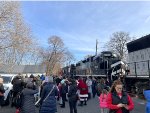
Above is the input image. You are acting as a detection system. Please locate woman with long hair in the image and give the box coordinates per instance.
[107,80,134,113]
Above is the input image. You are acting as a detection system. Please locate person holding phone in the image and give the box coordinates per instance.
[107,80,134,113]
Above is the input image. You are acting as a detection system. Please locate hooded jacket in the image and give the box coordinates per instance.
[144,90,150,113]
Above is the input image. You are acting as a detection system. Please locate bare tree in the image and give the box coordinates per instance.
[104,31,133,60]
[63,51,75,66]
[42,36,65,75]
[41,36,74,76]
[0,1,35,67]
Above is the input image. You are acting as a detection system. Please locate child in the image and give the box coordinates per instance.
[99,89,108,113]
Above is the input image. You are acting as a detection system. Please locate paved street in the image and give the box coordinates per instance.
[0,97,146,113]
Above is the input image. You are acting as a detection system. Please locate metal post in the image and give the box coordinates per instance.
[107,59,109,79]
[134,62,137,78]
[95,39,98,55]
[147,60,150,87]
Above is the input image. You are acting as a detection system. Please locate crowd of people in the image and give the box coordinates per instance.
[2,73,148,113]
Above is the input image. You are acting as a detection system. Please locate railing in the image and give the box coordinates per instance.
[127,60,150,77]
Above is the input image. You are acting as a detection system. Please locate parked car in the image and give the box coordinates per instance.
[1,74,16,105]
[1,74,40,105]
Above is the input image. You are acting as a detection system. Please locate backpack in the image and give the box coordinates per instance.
[13,92,23,108]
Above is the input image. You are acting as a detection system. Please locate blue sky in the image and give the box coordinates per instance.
[21,1,150,62]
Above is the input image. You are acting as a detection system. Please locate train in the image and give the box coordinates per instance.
[62,50,125,80]
[62,34,150,96]
[125,34,150,96]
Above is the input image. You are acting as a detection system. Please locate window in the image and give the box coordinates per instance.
[2,76,12,84]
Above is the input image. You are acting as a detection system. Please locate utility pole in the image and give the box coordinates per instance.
[96,39,98,55]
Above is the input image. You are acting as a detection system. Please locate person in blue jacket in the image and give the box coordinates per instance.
[144,86,150,113]
[40,74,45,81]
[40,76,58,113]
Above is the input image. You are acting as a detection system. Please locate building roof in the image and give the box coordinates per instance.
[127,34,150,53]
[0,65,46,74]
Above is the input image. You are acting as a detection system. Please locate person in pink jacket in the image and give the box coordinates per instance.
[99,89,108,113]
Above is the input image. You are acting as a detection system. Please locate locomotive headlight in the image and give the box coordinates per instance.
[113,53,117,57]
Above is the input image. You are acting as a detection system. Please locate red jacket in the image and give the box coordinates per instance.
[107,92,134,113]
[78,80,88,95]
[99,94,108,108]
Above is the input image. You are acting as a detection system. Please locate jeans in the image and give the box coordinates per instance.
[69,100,77,113]
[101,108,108,113]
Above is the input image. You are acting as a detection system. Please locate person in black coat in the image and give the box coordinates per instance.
[11,75,25,107]
[20,83,38,113]
[68,79,78,113]
[92,77,97,98]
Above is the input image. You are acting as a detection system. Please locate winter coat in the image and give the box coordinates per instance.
[86,79,92,93]
[144,90,150,113]
[12,77,24,93]
[78,80,88,95]
[20,87,38,113]
[68,84,78,102]
[99,94,108,108]
[107,92,134,113]
[92,80,97,94]
[60,84,67,96]
[40,83,58,113]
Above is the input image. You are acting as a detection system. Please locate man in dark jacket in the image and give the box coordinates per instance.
[68,79,78,113]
